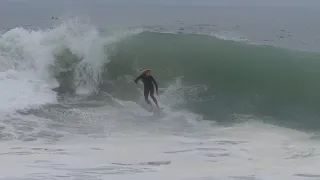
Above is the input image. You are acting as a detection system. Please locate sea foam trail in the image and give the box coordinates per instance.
[0,19,142,116]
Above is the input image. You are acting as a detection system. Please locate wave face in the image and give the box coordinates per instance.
[102,32,320,129]
[1,20,320,130]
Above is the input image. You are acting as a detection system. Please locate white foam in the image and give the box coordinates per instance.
[158,77,213,107]
[0,18,142,116]
[0,70,56,115]
[213,30,249,42]
[1,119,319,180]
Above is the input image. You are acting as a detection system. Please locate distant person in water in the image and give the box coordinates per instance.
[134,69,159,108]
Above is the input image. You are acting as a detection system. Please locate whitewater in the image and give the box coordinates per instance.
[1,6,320,180]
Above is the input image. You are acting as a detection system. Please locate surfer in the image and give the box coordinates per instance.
[134,69,159,108]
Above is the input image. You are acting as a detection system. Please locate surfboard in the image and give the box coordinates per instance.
[152,107,165,117]
[136,98,165,117]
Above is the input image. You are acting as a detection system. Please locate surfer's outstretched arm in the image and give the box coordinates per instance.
[134,75,142,83]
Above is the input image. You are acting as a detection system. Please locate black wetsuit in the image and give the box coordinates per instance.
[134,74,158,106]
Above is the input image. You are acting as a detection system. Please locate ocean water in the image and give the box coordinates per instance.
[1,1,320,179]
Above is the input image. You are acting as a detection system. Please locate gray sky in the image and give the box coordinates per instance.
[1,0,320,30]
[3,0,320,7]
[113,0,320,7]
